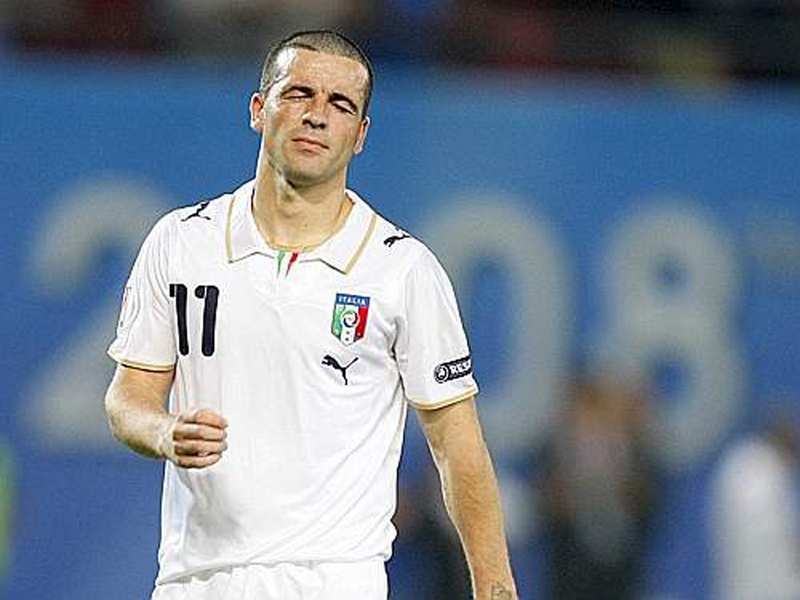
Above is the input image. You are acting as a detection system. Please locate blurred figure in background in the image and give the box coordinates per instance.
[7,0,800,83]
[391,460,472,600]
[538,368,660,600]
[710,406,800,600]
[163,0,372,62]
[10,0,167,54]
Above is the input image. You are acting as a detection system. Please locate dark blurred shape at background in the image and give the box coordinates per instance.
[537,368,661,600]
[163,0,375,63]
[9,0,169,55]
[4,0,800,84]
[391,460,472,600]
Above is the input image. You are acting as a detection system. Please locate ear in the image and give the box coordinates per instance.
[249,92,265,133]
[353,116,370,155]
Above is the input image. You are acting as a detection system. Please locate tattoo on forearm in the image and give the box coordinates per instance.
[491,582,513,599]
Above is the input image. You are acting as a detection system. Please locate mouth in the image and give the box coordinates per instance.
[292,136,329,150]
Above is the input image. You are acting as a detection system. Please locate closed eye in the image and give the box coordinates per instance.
[329,93,358,115]
[282,86,313,100]
[280,86,359,115]
[333,102,356,114]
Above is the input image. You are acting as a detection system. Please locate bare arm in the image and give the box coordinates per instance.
[104,364,228,468]
[416,398,518,600]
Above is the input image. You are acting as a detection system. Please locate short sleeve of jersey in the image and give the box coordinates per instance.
[397,247,478,410]
[107,213,176,371]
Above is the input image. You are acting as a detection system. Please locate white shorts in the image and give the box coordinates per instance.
[151,560,388,600]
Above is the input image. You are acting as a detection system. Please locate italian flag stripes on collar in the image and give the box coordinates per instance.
[275,250,300,277]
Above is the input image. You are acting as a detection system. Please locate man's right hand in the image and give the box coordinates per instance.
[158,409,228,469]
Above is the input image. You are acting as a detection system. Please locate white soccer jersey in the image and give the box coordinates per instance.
[108,180,478,584]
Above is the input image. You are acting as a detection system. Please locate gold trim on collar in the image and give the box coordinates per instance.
[343,213,377,274]
[225,193,236,262]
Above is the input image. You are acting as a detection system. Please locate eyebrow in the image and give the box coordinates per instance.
[282,85,359,114]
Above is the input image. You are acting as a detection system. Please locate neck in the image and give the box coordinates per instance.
[252,163,352,252]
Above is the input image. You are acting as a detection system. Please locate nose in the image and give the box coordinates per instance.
[302,96,328,130]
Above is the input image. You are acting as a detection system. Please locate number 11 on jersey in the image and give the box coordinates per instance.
[169,284,220,357]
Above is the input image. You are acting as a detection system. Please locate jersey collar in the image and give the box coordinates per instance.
[225,180,377,275]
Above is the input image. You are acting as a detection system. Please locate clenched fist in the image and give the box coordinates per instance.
[157,409,229,469]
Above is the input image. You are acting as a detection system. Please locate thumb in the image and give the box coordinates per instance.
[156,413,180,463]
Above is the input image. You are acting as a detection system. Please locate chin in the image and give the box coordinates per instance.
[284,171,327,189]
[283,161,339,186]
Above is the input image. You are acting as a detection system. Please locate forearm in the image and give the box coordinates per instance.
[436,439,517,599]
[104,367,174,460]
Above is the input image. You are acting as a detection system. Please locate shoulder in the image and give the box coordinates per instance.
[369,210,439,272]
[172,191,231,228]
[150,187,238,241]
[347,190,454,286]
[134,188,243,267]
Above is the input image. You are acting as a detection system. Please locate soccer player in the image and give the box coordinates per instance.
[104,29,518,600]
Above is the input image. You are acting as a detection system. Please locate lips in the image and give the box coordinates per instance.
[292,136,328,150]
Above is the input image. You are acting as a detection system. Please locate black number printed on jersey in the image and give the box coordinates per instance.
[169,283,219,357]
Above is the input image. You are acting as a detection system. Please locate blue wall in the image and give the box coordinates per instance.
[1,56,799,599]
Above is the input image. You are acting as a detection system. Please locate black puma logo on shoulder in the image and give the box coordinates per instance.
[383,231,410,247]
[322,354,359,385]
[181,201,211,222]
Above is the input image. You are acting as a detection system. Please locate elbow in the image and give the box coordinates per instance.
[103,383,124,442]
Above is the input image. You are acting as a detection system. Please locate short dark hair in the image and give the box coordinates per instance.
[260,29,373,117]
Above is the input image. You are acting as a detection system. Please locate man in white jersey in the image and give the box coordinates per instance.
[104,29,518,600]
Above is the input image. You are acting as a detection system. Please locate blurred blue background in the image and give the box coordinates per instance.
[1,2,799,599]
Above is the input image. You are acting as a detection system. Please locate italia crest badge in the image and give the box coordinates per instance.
[331,293,370,345]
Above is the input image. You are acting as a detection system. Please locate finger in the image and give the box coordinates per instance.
[174,439,227,456]
[191,409,229,429]
[173,423,227,442]
[174,439,228,457]
[175,453,223,469]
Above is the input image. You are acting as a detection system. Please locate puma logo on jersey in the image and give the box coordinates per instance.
[181,201,211,222]
[322,354,359,385]
[383,231,410,247]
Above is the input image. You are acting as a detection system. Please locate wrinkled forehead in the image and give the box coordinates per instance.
[271,47,369,104]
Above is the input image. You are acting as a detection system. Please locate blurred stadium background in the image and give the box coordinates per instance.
[1,1,799,599]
